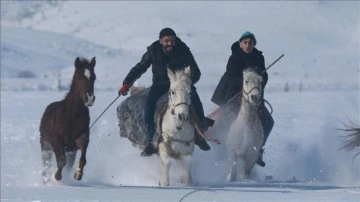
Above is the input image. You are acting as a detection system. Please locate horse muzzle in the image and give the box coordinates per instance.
[250,94,262,106]
[178,113,189,122]
[84,93,95,106]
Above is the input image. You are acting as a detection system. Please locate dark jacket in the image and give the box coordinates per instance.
[123,37,201,87]
[211,41,268,106]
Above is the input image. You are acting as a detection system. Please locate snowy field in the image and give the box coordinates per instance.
[1,1,360,201]
[1,90,360,201]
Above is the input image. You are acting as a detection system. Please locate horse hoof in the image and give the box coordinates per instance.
[159,182,169,186]
[74,171,83,180]
[55,172,62,181]
[159,178,169,186]
[226,173,236,182]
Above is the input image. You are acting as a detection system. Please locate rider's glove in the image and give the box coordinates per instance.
[118,83,130,96]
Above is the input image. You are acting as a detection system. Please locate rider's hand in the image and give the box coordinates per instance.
[118,83,130,96]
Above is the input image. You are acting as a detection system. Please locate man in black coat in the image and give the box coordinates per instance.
[118,28,210,157]
[211,31,274,167]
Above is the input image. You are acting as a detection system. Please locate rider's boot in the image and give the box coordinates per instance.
[256,148,266,167]
[194,133,210,151]
[194,117,211,151]
[141,142,156,157]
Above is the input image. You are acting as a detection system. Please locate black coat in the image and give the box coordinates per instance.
[211,41,268,106]
[123,37,201,87]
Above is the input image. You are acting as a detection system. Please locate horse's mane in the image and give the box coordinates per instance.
[175,69,192,85]
[243,67,263,84]
[243,67,260,75]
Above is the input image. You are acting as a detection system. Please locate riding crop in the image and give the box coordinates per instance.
[89,94,121,129]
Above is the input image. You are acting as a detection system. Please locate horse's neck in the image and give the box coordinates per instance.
[64,93,87,116]
[239,96,258,123]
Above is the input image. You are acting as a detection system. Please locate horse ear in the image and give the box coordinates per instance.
[184,66,191,75]
[167,68,176,82]
[75,57,81,69]
[90,57,96,69]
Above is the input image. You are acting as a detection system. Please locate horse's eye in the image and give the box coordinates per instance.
[171,91,175,95]
[245,80,248,84]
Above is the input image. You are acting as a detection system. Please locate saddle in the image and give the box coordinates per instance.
[116,87,170,148]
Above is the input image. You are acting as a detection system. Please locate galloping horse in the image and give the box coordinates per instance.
[40,57,96,181]
[117,67,196,186]
[226,68,264,181]
[158,67,194,186]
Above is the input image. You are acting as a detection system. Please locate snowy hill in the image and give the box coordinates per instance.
[1,1,359,93]
[1,26,122,78]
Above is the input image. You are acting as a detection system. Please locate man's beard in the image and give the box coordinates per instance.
[163,45,174,54]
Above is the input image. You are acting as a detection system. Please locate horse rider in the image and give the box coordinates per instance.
[118,27,211,157]
[211,31,274,167]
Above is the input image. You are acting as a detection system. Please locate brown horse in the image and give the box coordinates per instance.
[40,57,96,181]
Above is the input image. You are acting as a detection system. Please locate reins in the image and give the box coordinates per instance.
[169,92,190,116]
[241,86,273,114]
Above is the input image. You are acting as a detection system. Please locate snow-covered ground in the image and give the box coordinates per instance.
[1,1,359,201]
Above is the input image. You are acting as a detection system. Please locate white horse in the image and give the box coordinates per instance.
[158,66,195,186]
[226,68,264,181]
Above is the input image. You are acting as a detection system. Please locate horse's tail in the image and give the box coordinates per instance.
[339,124,360,158]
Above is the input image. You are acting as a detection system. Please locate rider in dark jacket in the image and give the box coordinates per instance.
[119,28,210,156]
[211,31,274,167]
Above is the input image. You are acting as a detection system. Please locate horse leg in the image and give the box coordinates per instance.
[158,142,171,186]
[40,137,53,182]
[179,155,192,185]
[227,151,237,182]
[243,158,251,180]
[74,134,89,180]
[244,165,253,180]
[53,138,66,181]
[235,156,248,181]
[65,151,76,170]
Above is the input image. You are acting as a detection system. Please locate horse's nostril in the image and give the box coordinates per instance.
[178,114,182,121]
[251,95,258,102]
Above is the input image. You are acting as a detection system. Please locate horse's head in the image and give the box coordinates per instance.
[72,57,96,106]
[167,66,192,127]
[242,68,263,106]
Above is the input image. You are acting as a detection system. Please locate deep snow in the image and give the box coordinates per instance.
[1,1,359,201]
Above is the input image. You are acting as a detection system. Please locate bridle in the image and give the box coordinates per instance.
[241,86,261,103]
[168,75,191,116]
[169,90,190,116]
